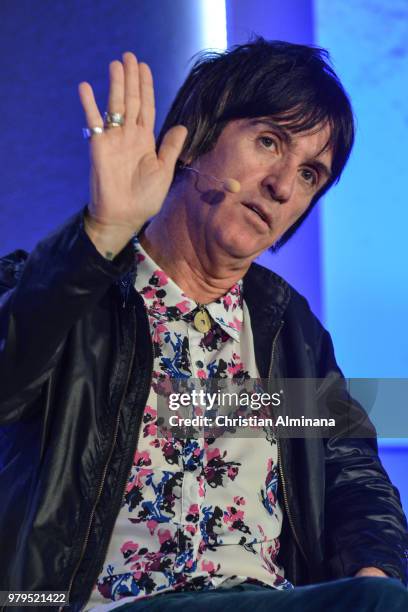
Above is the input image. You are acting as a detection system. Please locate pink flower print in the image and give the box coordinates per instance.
[234,495,245,506]
[152,321,168,343]
[154,270,168,286]
[145,423,157,436]
[230,282,242,302]
[147,519,158,535]
[176,300,191,314]
[258,524,267,541]
[133,467,153,489]
[197,369,207,379]
[143,406,157,437]
[157,528,172,545]
[227,465,239,480]
[121,540,139,555]
[206,447,220,462]
[146,552,165,572]
[143,287,157,299]
[229,317,242,331]
[136,253,145,264]
[201,559,216,573]
[121,541,142,565]
[223,506,244,529]
[186,524,197,535]
[259,531,281,573]
[133,450,151,467]
[145,405,157,419]
[132,570,143,579]
[198,538,209,555]
[227,352,245,374]
[153,301,167,314]
[267,457,274,472]
[223,295,232,310]
[267,489,276,506]
[227,361,244,375]
[198,478,205,497]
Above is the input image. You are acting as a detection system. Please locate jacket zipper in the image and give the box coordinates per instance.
[83,297,155,608]
[60,307,137,611]
[267,320,308,568]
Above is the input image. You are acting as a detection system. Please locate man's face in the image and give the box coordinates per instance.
[182,117,333,261]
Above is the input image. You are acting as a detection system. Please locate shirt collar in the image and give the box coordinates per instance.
[133,237,243,341]
[205,283,243,342]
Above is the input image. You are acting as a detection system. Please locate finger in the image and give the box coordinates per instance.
[123,52,140,124]
[158,125,188,173]
[107,60,125,116]
[138,62,155,130]
[78,82,103,127]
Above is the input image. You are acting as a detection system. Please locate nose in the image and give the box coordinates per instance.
[262,160,297,204]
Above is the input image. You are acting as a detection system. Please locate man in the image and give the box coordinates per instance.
[0,39,407,611]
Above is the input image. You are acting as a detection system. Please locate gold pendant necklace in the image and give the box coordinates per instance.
[193,304,212,333]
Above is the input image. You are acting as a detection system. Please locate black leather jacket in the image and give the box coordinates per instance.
[1,210,407,612]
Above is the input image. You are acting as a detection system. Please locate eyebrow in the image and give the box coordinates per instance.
[249,118,293,146]
[248,118,333,183]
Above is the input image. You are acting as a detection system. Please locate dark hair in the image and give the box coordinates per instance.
[158,37,355,250]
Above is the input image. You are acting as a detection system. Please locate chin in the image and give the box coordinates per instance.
[215,230,268,260]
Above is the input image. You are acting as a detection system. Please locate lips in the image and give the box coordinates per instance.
[242,202,270,226]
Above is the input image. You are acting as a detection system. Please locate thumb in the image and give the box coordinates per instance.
[158,125,188,173]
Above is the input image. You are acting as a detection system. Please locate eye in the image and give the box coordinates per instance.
[259,135,278,151]
[300,167,318,187]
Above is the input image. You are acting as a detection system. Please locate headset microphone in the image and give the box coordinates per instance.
[183,166,241,194]
[221,177,241,194]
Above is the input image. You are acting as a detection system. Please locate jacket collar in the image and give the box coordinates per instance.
[243,262,292,379]
[243,261,291,323]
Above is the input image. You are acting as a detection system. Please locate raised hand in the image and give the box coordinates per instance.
[78,52,187,259]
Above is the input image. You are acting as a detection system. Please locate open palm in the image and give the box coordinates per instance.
[79,52,187,241]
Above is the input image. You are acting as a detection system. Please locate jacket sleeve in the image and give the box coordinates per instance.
[316,326,408,584]
[0,207,135,424]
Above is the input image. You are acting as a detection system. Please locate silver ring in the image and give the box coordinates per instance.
[82,126,104,140]
[104,111,124,128]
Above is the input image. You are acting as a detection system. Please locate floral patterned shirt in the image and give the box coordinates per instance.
[85,239,293,611]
